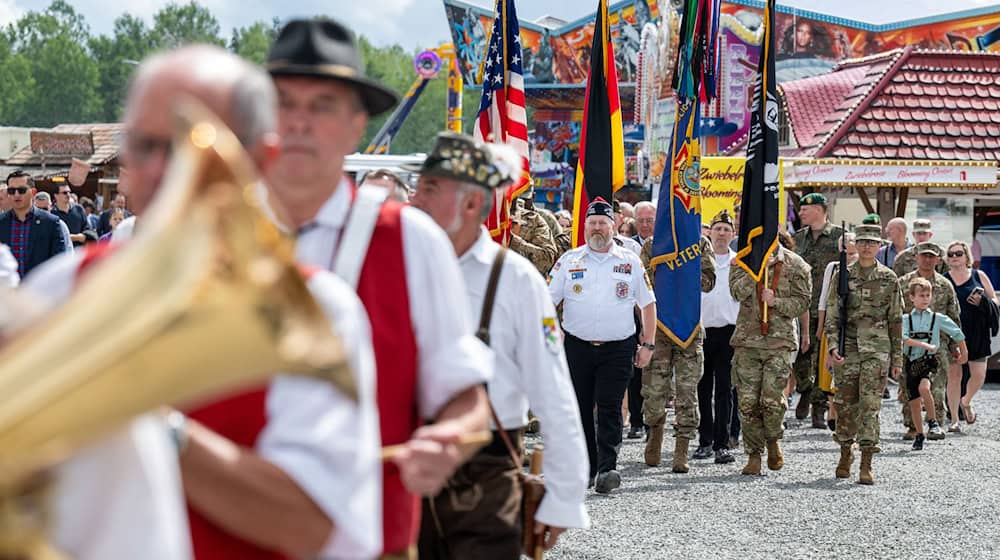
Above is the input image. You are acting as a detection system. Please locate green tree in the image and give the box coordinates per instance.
[90,14,155,121]
[0,37,34,124]
[150,1,224,49]
[230,20,276,64]
[5,1,101,126]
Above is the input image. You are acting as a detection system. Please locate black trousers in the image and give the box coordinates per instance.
[699,325,735,450]
[628,366,645,429]
[565,333,635,478]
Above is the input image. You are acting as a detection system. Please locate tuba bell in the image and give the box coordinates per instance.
[0,99,356,558]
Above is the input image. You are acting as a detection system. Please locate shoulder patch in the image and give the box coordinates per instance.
[542,317,561,354]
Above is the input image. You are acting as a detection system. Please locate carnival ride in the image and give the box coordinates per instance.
[364,44,464,154]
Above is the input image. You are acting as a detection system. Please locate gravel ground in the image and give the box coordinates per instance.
[537,383,1000,560]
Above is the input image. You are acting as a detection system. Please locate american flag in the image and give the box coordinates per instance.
[476,0,530,244]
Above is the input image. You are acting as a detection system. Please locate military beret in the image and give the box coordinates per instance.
[854,224,882,243]
[402,132,519,190]
[913,218,932,233]
[711,209,734,228]
[800,193,827,207]
[587,197,614,221]
[861,213,881,225]
[916,242,941,256]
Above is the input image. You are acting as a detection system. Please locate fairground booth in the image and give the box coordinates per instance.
[443,0,1000,239]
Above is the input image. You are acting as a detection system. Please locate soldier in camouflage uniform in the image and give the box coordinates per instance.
[640,236,716,472]
[537,207,573,256]
[730,245,812,475]
[792,193,844,427]
[892,219,944,276]
[825,224,903,485]
[896,242,960,440]
[510,198,558,276]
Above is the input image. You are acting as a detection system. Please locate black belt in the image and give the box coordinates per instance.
[566,333,633,347]
[479,428,525,457]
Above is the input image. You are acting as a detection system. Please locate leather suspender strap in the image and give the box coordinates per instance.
[476,247,507,346]
[474,247,522,466]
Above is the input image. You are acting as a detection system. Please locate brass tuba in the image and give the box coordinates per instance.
[0,100,356,558]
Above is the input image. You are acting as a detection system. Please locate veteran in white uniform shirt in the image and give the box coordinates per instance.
[409,133,589,558]
[548,197,656,495]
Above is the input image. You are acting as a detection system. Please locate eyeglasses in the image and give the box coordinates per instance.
[636,218,655,224]
[6,187,28,195]
[58,190,71,196]
[947,251,965,258]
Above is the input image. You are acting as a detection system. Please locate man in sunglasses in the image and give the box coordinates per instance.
[51,179,89,247]
[0,170,71,278]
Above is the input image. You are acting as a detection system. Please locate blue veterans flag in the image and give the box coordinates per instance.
[650,0,719,348]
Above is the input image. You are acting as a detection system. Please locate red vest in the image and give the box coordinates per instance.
[353,199,421,553]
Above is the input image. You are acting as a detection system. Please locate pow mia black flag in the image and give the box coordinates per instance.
[735,0,780,281]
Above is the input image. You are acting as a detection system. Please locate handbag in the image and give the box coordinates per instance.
[476,247,548,559]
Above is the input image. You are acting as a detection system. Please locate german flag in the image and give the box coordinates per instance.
[570,0,625,248]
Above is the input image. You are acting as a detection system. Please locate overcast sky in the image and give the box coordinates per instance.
[2,0,997,48]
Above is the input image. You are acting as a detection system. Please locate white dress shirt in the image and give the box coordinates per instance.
[458,227,590,529]
[615,234,642,256]
[0,243,18,288]
[23,225,383,559]
[295,180,493,419]
[549,242,655,341]
[702,249,739,328]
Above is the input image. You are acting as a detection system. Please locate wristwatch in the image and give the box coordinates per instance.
[640,342,655,351]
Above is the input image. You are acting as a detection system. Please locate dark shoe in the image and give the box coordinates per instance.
[627,426,643,439]
[714,448,735,464]
[912,434,925,451]
[902,427,917,441]
[927,421,945,441]
[811,406,827,429]
[693,445,713,460]
[827,418,836,431]
[594,470,621,494]
[794,396,809,420]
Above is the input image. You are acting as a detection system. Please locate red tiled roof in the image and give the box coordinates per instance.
[6,123,123,167]
[786,48,1000,160]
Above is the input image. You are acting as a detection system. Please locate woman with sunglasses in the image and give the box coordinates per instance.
[943,240,998,432]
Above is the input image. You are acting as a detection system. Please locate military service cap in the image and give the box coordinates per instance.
[854,224,882,243]
[916,242,941,257]
[711,209,734,227]
[913,219,932,233]
[403,132,520,190]
[800,193,827,207]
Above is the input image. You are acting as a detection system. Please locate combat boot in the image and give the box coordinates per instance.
[858,450,874,485]
[741,453,762,476]
[811,406,826,429]
[672,438,690,473]
[766,439,784,471]
[902,427,917,441]
[644,425,664,467]
[835,445,853,478]
[794,396,809,420]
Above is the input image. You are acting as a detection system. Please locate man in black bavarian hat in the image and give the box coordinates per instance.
[265,19,493,558]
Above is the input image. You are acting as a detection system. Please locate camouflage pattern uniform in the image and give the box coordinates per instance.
[510,206,557,277]
[730,247,812,456]
[639,237,715,440]
[792,221,844,411]
[536,208,573,257]
[897,269,960,429]
[893,245,947,277]
[825,261,903,454]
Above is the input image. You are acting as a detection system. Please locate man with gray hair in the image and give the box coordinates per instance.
[23,44,382,559]
[876,217,909,268]
[32,190,74,254]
